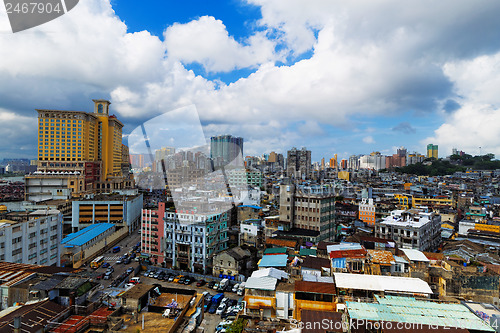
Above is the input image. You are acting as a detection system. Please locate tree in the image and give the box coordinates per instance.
[226,319,247,333]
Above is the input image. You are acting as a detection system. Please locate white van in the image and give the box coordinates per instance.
[237,282,245,296]
[218,278,229,291]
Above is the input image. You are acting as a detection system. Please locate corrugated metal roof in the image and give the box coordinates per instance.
[251,268,289,280]
[295,281,335,295]
[368,250,395,265]
[333,273,432,294]
[264,247,287,254]
[401,249,430,262]
[299,248,317,256]
[347,295,494,332]
[266,238,297,248]
[327,243,363,253]
[61,223,114,246]
[258,254,288,268]
[245,276,277,291]
[330,248,367,259]
[0,299,66,332]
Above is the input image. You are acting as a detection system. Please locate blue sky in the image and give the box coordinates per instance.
[1,0,500,162]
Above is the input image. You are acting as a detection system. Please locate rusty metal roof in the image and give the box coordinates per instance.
[0,299,66,332]
[368,249,395,265]
[295,281,335,295]
[330,248,367,259]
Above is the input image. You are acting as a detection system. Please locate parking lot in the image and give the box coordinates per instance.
[140,273,243,332]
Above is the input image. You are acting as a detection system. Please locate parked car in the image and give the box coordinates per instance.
[213,282,219,290]
[96,273,104,280]
[103,272,112,280]
[143,270,152,277]
[184,277,193,285]
[232,283,240,293]
[129,277,141,284]
[153,271,161,279]
[216,303,227,315]
[178,276,186,284]
[197,279,206,287]
[116,258,123,264]
[168,274,175,282]
[158,272,166,280]
[123,258,131,265]
[148,270,156,278]
[173,275,183,283]
[207,281,216,289]
[208,303,218,314]
[106,266,114,273]
[126,267,134,274]
[216,320,233,332]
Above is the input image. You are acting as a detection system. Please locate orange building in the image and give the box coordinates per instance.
[359,198,376,225]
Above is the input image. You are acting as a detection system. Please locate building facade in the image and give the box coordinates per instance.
[286,147,311,179]
[141,206,230,273]
[28,100,134,202]
[279,184,336,241]
[427,144,439,159]
[210,135,243,167]
[375,208,442,251]
[71,193,143,232]
[359,198,376,225]
[0,209,62,266]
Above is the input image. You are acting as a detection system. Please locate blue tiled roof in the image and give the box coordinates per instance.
[62,223,114,247]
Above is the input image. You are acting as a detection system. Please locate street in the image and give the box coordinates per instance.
[90,229,142,288]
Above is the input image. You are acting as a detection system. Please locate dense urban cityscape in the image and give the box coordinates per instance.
[0,99,499,333]
[2,0,500,332]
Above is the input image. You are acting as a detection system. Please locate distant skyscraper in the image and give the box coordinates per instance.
[210,135,244,167]
[427,144,438,159]
[340,159,347,169]
[329,154,338,169]
[286,147,311,178]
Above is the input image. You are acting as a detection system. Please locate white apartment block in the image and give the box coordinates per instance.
[375,208,441,252]
[0,209,62,266]
[162,210,230,273]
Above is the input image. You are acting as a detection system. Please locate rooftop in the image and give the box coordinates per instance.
[121,284,155,299]
[368,249,396,265]
[401,248,430,262]
[258,254,288,268]
[333,272,432,295]
[61,223,115,247]
[347,295,494,332]
[0,300,66,333]
[381,209,435,228]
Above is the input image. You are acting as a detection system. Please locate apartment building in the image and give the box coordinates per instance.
[0,209,62,266]
[375,208,441,251]
[141,204,230,273]
[279,184,336,241]
[71,192,143,232]
[359,198,376,225]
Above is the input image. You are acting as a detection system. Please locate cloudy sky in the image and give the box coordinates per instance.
[1,0,500,162]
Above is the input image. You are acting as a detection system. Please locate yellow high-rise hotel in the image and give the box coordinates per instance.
[29,99,133,199]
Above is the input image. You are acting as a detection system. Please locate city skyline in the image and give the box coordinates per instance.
[2,1,500,161]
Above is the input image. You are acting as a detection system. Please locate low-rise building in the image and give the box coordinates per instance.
[375,208,441,251]
[71,192,143,232]
[0,209,62,266]
[212,246,253,279]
